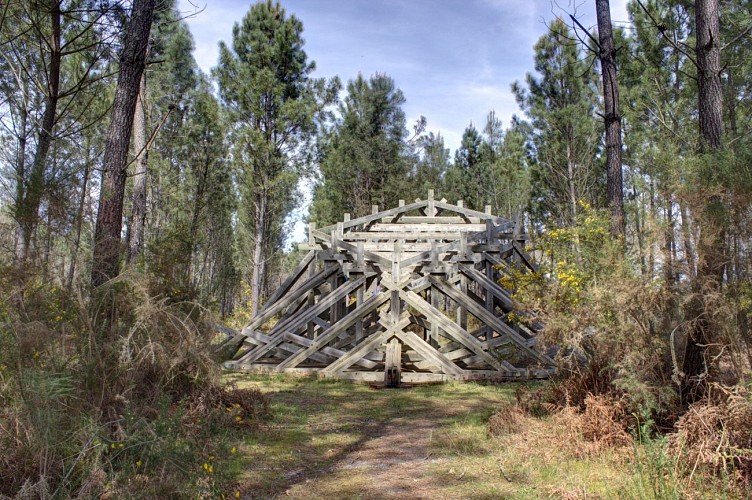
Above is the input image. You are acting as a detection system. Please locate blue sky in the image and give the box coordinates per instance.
[177,0,629,153]
[176,0,629,242]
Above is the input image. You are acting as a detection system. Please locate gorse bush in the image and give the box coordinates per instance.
[0,270,268,498]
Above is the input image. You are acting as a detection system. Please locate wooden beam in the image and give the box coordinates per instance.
[384,338,401,387]
[317,200,428,233]
[258,251,315,315]
[400,290,505,371]
[458,264,514,311]
[428,276,554,366]
[237,276,371,364]
[395,329,464,376]
[275,292,390,369]
[323,315,410,374]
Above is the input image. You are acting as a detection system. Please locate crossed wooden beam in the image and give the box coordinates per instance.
[223,191,556,385]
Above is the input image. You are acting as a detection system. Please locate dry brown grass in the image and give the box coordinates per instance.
[669,383,752,488]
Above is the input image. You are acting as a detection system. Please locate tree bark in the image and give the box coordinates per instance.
[250,191,267,316]
[91,0,155,288]
[127,70,149,263]
[595,0,625,237]
[681,0,724,403]
[18,0,61,265]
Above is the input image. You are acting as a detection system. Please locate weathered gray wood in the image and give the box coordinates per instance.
[369,223,489,233]
[395,329,464,376]
[276,291,390,369]
[317,200,427,233]
[226,190,551,382]
[281,331,379,369]
[237,276,371,364]
[243,265,336,333]
[401,289,505,371]
[323,316,410,374]
[429,276,554,366]
[384,338,401,387]
[259,251,315,315]
[458,264,514,311]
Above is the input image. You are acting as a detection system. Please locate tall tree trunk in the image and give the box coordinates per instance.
[18,0,61,265]
[250,192,267,316]
[682,0,724,403]
[127,70,149,263]
[14,80,29,263]
[679,202,696,280]
[595,0,625,237]
[91,0,155,288]
[67,133,92,290]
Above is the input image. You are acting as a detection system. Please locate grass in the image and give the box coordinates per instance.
[225,374,733,499]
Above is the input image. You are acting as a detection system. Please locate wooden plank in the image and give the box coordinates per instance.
[395,329,464,376]
[281,331,379,369]
[429,276,555,366]
[317,200,427,233]
[384,338,401,387]
[275,291,390,369]
[458,264,514,311]
[323,316,410,374]
[512,242,538,272]
[341,231,468,241]
[237,276,371,364]
[392,216,482,224]
[401,289,505,371]
[242,265,337,333]
[432,200,514,228]
[241,330,333,364]
[369,223,488,233]
[258,251,315,315]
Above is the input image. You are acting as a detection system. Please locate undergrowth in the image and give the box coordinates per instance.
[0,268,269,498]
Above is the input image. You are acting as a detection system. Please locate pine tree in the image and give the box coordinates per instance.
[513,18,602,227]
[311,73,413,225]
[215,0,336,314]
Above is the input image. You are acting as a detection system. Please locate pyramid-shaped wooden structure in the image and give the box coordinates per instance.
[224,190,555,384]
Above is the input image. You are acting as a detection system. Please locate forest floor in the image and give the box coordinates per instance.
[224,374,679,499]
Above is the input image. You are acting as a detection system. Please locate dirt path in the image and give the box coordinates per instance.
[226,374,707,499]
[229,375,515,499]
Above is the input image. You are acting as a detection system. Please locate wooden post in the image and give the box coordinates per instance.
[430,285,439,348]
[355,240,364,342]
[391,240,401,324]
[485,219,495,340]
[307,222,317,338]
[384,338,401,388]
[428,189,436,216]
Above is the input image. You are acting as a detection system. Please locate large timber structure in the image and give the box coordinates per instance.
[224,190,555,385]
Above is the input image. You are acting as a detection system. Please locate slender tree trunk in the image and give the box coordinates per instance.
[682,0,724,403]
[679,202,696,280]
[595,0,625,237]
[633,185,647,276]
[250,191,267,316]
[127,70,149,263]
[186,155,210,281]
[18,0,61,265]
[67,133,93,290]
[91,0,156,288]
[14,82,29,263]
[665,198,675,285]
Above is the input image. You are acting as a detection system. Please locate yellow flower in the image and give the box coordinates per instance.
[110,443,115,449]
[136,460,142,467]
[235,491,240,498]
[118,443,124,448]
[231,447,236,454]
